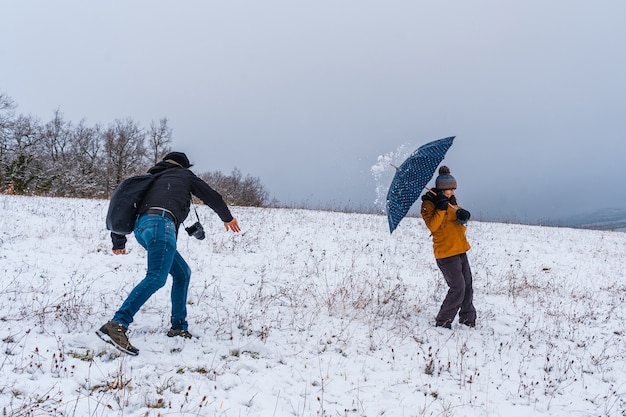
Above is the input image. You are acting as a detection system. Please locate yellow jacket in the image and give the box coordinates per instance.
[420,199,471,259]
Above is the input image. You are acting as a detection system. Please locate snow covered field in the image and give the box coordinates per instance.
[1,194,625,417]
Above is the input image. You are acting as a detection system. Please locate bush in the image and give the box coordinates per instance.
[200,168,274,207]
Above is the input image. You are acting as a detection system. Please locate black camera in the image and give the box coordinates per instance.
[185,222,205,240]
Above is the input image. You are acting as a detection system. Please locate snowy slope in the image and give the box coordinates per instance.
[1,194,625,417]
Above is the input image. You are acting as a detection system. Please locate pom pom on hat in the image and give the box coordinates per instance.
[435,166,457,190]
[163,152,191,168]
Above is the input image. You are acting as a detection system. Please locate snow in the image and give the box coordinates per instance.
[1,194,625,417]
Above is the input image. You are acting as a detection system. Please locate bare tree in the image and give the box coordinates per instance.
[104,118,148,193]
[66,121,106,197]
[0,93,16,149]
[72,121,103,169]
[147,117,172,165]
[41,108,72,163]
[201,167,271,207]
[2,114,44,193]
[39,109,76,195]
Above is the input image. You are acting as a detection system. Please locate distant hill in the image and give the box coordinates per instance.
[555,208,626,232]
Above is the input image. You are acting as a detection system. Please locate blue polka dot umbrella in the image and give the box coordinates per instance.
[386,136,455,233]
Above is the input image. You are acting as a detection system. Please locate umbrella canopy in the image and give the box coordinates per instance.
[386,136,455,233]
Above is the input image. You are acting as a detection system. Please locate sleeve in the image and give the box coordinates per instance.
[421,200,446,233]
[190,175,234,222]
[111,232,127,250]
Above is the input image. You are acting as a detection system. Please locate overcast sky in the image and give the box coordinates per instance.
[2,1,625,224]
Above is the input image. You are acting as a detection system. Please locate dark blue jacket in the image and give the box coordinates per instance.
[111,161,233,249]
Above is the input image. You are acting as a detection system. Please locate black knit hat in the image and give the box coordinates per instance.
[435,166,457,190]
[163,152,191,168]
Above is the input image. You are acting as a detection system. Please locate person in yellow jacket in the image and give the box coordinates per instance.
[421,166,475,329]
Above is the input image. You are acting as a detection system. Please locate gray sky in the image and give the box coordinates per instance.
[2,1,625,224]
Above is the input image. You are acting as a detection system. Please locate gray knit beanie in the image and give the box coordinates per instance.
[435,166,457,190]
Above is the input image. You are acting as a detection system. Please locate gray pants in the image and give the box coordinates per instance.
[435,253,476,325]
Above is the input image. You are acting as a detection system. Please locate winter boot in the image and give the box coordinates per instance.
[167,328,193,339]
[459,319,476,328]
[435,320,452,329]
[96,321,139,356]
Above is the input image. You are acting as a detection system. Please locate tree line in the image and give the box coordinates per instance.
[0,92,272,206]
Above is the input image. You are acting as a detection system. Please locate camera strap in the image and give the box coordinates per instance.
[182,203,201,228]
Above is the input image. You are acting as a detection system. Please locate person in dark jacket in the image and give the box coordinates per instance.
[97,152,240,355]
[420,166,475,329]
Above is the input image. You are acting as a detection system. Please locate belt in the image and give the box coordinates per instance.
[145,207,177,224]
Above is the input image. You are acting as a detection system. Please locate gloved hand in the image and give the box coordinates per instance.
[434,192,449,211]
[456,208,471,224]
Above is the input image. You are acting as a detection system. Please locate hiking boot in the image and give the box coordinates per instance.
[435,320,452,329]
[96,321,139,356]
[460,319,476,328]
[167,328,193,339]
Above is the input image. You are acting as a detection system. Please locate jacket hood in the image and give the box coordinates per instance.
[147,161,184,174]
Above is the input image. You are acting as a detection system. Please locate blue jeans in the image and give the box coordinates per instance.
[112,214,191,330]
